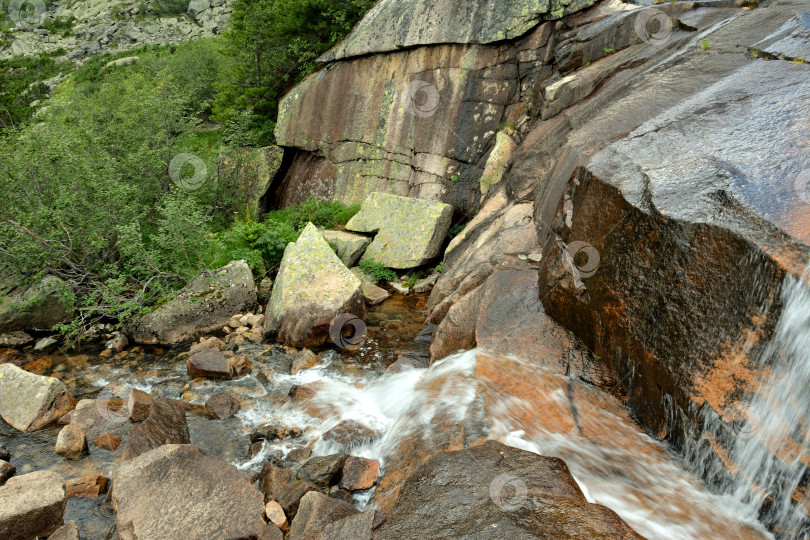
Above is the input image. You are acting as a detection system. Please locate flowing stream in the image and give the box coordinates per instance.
[1,285,804,538]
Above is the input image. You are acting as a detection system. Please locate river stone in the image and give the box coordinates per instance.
[218,145,284,218]
[322,230,371,267]
[49,520,80,540]
[126,260,257,345]
[186,349,233,379]
[265,223,365,347]
[297,453,349,488]
[0,363,76,432]
[340,456,380,491]
[0,469,66,540]
[322,510,380,540]
[276,480,321,520]
[265,500,287,527]
[376,440,643,539]
[122,398,190,461]
[346,193,453,269]
[0,275,72,333]
[362,282,389,306]
[0,331,33,347]
[288,491,358,540]
[204,393,240,419]
[320,0,596,61]
[111,444,279,540]
[54,424,87,460]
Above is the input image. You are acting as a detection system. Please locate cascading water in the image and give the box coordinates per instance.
[683,265,810,538]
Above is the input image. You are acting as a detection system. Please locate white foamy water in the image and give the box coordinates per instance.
[240,348,772,539]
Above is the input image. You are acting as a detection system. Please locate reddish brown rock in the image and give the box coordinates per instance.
[297,453,348,488]
[122,398,189,461]
[259,462,294,502]
[290,349,320,375]
[0,461,14,485]
[340,456,380,491]
[65,475,108,499]
[0,470,66,540]
[276,480,321,520]
[323,420,380,446]
[287,491,358,540]
[20,355,53,375]
[92,434,121,451]
[204,393,240,420]
[127,389,153,422]
[186,349,233,379]
[229,354,252,377]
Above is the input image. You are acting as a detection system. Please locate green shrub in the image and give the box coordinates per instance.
[209,218,298,275]
[149,0,189,16]
[266,198,360,231]
[359,260,398,283]
[0,51,68,129]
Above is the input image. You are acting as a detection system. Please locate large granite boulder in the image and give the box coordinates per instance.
[346,193,453,268]
[320,0,596,61]
[0,275,73,333]
[218,145,285,217]
[111,444,279,540]
[265,223,365,347]
[0,470,66,540]
[375,440,642,539]
[0,364,75,432]
[126,260,257,345]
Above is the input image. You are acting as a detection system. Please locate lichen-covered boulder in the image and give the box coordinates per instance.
[218,145,285,218]
[346,193,453,269]
[322,230,370,267]
[265,224,365,347]
[0,364,76,432]
[126,260,257,345]
[0,275,73,333]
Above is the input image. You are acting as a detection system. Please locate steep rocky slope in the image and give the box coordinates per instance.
[275,0,810,533]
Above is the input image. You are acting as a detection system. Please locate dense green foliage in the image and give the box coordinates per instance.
[146,0,190,16]
[0,51,68,128]
[214,0,375,145]
[268,199,360,231]
[359,260,399,284]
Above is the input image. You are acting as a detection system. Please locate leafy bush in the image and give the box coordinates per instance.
[359,260,398,283]
[0,51,68,129]
[209,218,298,276]
[148,0,189,16]
[215,0,375,145]
[267,198,360,231]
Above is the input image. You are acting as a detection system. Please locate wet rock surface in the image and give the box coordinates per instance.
[376,440,643,539]
[0,469,66,540]
[121,398,189,460]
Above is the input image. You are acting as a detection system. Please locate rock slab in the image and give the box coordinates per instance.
[0,363,75,432]
[0,470,66,540]
[346,193,453,269]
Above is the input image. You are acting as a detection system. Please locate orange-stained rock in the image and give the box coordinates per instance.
[65,475,108,499]
[92,434,121,451]
[340,457,379,491]
[21,356,53,375]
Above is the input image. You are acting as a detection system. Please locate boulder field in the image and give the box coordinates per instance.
[273,0,810,530]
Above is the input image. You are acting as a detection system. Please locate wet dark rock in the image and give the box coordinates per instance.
[285,446,313,465]
[0,469,66,540]
[186,349,233,379]
[122,398,190,461]
[259,462,294,502]
[0,445,9,461]
[375,440,643,539]
[340,456,380,491]
[290,349,320,375]
[111,444,276,540]
[288,491,358,540]
[0,461,14,485]
[128,389,153,422]
[297,453,349,488]
[229,354,252,377]
[204,393,240,419]
[276,480,321,520]
[328,486,354,504]
[250,423,279,443]
[323,420,380,446]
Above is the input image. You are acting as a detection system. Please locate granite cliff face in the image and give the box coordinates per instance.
[276,0,810,533]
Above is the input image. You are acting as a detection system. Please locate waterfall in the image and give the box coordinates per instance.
[686,265,810,538]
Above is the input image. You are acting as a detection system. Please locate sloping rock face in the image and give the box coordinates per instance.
[346,192,453,268]
[126,260,257,345]
[265,223,365,346]
[111,444,276,540]
[0,364,75,432]
[321,0,597,61]
[375,440,643,539]
[0,275,72,333]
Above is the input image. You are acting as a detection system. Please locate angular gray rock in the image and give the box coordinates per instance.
[218,145,285,218]
[265,223,365,347]
[0,363,76,432]
[0,470,66,540]
[322,230,371,267]
[0,275,72,333]
[111,444,278,540]
[126,260,257,345]
[288,491,358,540]
[346,193,453,269]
